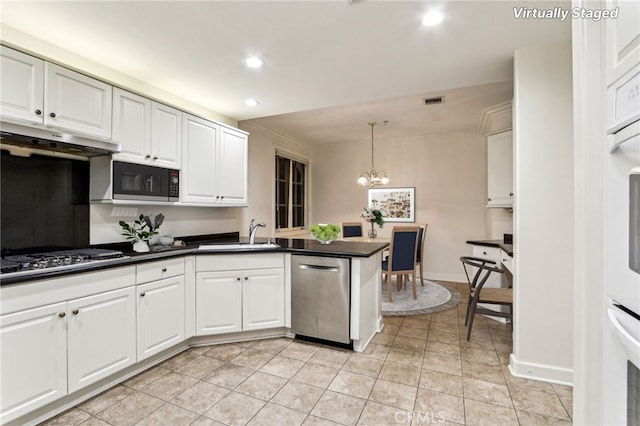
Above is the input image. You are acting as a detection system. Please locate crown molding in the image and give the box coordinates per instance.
[478,100,513,135]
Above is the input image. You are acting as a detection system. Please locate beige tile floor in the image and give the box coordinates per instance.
[42,281,573,426]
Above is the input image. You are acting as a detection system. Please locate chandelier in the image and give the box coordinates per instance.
[357,121,390,187]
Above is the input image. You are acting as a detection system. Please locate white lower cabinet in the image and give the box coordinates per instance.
[195,269,284,335]
[196,271,243,335]
[67,287,136,393]
[0,283,136,423]
[195,254,286,336]
[137,276,185,360]
[243,269,286,331]
[0,302,67,423]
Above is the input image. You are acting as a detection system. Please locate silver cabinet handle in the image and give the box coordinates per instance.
[298,264,340,272]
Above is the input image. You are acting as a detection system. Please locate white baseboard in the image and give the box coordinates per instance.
[509,353,574,386]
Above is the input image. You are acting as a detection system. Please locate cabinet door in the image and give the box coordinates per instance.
[112,88,151,163]
[181,114,219,204]
[218,127,248,205]
[151,102,182,169]
[243,268,285,331]
[605,0,640,85]
[487,130,513,207]
[137,276,185,360]
[0,303,67,424]
[0,47,44,124]
[195,271,242,335]
[44,63,112,138]
[67,287,136,393]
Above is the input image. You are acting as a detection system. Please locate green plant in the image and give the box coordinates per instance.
[361,208,384,228]
[119,214,158,242]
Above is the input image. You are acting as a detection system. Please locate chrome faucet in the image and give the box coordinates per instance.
[249,219,266,244]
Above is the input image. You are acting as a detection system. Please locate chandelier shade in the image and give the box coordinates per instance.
[357,121,390,187]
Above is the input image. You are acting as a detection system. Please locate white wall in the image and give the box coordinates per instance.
[511,42,574,384]
[311,133,487,282]
[237,121,312,238]
[89,204,239,245]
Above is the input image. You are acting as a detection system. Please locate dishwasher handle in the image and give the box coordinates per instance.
[298,264,341,273]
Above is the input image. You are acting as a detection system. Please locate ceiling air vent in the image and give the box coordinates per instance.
[423,96,444,105]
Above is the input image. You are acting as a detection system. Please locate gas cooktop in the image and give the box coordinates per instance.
[0,248,128,279]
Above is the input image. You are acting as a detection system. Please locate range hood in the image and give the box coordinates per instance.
[0,121,121,158]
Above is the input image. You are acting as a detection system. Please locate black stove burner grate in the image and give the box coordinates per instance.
[1,248,125,275]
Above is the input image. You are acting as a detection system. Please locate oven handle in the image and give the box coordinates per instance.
[607,307,640,363]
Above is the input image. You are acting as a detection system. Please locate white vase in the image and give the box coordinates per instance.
[133,240,150,253]
[148,234,161,246]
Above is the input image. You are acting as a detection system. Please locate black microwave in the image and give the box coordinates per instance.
[112,161,179,202]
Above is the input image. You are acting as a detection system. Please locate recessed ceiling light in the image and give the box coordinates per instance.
[245,57,264,68]
[422,11,444,26]
[245,99,260,106]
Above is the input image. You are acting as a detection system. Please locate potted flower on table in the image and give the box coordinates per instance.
[361,208,384,238]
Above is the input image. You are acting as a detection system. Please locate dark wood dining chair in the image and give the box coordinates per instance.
[382,226,420,302]
[341,222,363,237]
[460,256,513,341]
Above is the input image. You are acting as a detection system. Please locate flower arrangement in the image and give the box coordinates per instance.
[361,208,384,228]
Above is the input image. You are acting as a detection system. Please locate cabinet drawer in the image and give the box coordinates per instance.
[196,253,285,272]
[472,245,501,261]
[136,257,184,284]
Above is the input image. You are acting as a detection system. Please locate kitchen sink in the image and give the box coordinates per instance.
[198,243,280,251]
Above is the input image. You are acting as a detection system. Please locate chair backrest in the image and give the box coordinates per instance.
[460,256,504,292]
[388,226,420,272]
[341,222,363,237]
[416,224,428,263]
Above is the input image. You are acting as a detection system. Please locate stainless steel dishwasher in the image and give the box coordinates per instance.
[291,255,351,345]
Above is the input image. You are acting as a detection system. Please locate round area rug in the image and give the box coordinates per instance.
[382,279,461,316]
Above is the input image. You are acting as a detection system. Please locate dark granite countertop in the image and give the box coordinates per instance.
[466,239,514,257]
[0,233,389,286]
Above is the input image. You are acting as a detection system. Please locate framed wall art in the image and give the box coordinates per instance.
[367,187,415,222]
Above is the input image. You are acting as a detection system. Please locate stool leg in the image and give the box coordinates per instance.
[466,299,478,341]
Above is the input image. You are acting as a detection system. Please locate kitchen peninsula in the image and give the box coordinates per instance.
[0,234,388,426]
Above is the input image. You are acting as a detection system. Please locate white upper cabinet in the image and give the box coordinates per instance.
[44,63,112,139]
[181,114,219,204]
[112,88,181,168]
[112,88,151,162]
[181,114,248,206]
[487,130,513,208]
[605,0,640,86]
[0,47,44,124]
[0,47,112,138]
[151,102,182,169]
[218,126,248,205]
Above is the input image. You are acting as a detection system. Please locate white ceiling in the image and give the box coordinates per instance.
[0,0,571,143]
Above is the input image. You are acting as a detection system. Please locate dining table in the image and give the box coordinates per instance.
[341,236,390,243]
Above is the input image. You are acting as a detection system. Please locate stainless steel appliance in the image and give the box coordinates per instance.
[0,248,126,279]
[291,255,351,345]
[604,63,640,425]
[0,121,121,157]
[91,159,179,202]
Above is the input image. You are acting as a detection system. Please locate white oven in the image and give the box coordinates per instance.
[604,62,640,425]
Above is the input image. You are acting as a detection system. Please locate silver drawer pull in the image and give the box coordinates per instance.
[298,264,340,272]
